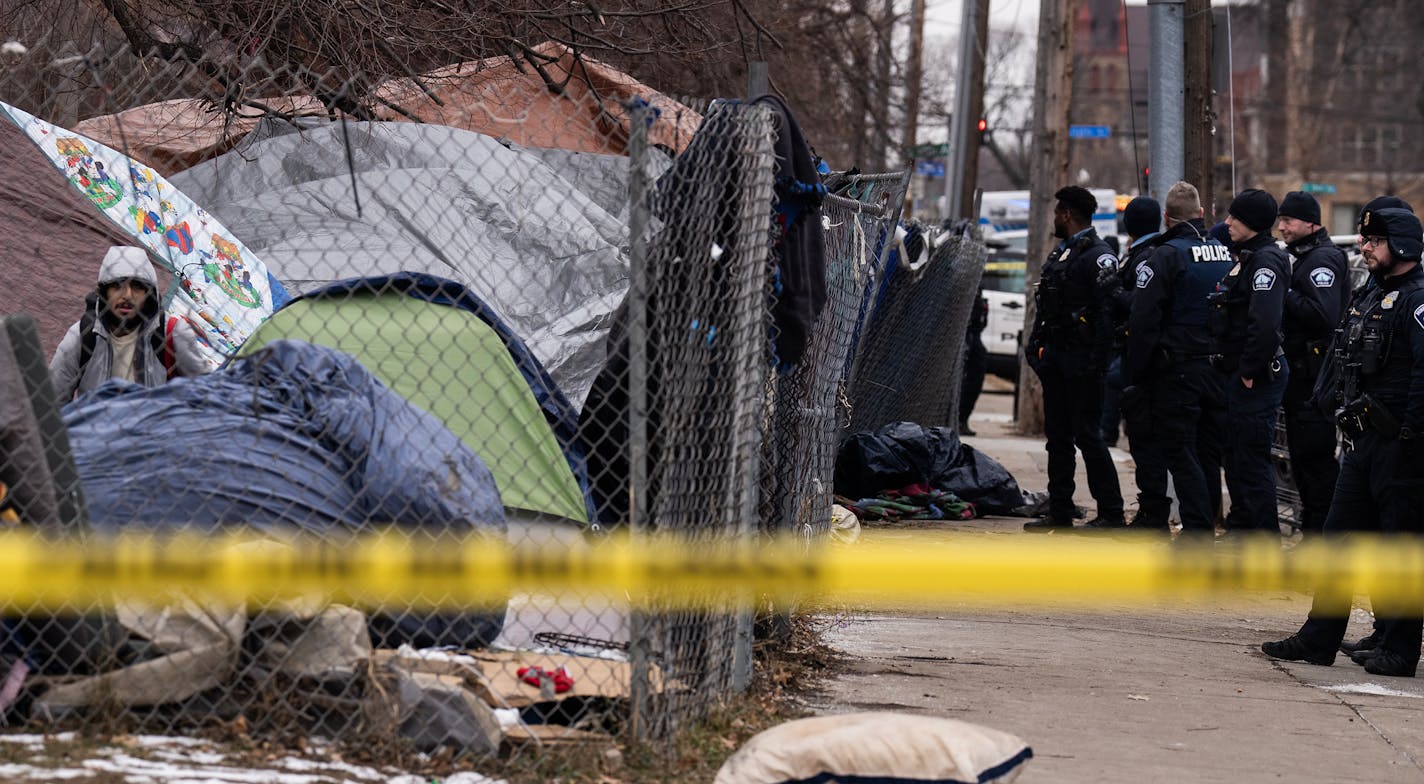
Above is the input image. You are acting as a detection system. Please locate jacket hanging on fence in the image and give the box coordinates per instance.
[752,94,828,368]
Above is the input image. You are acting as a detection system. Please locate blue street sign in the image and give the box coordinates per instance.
[1301,182,1336,194]
[916,160,945,178]
[1068,125,1112,139]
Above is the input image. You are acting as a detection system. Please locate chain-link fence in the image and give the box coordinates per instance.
[0,28,984,774]
[846,222,987,434]
[764,172,909,541]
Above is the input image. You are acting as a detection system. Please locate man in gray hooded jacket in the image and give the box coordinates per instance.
[49,246,207,400]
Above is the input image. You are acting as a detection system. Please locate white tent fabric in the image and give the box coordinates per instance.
[171,120,667,408]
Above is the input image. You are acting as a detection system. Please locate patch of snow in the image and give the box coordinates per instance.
[277,755,385,780]
[1317,682,1424,699]
[494,708,522,729]
[0,763,95,780]
[441,773,504,784]
[132,734,213,748]
[0,732,76,744]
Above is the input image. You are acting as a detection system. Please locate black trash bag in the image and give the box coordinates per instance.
[834,422,1029,516]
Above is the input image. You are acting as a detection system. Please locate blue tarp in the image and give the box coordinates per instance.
[62,339,507,648]
[65,339,506,534]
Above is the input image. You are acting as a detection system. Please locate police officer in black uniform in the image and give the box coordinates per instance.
[1209,188,1291,533]
[1262,205,1424,677]
[1024,186,1125,531]
[1118,182,1233,539]
[1099,196,1162,449]
[1275,191,1351,535]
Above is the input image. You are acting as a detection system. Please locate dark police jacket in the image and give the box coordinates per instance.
[1334,265,1424,436]
[1027,227,1118,372]
[1107,231,1162,352]
[1210,232,1290,382]
[1125,219,1233,385]
[1283,228,1350,393]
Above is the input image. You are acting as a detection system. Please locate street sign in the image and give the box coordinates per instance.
[907,142,949,158]
[1068,125,1112,139]
[915,160,945,178]
[1301,182,1336,194]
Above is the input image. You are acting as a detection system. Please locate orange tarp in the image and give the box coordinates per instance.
[75,42,701,176]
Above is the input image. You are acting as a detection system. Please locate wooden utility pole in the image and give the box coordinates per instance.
[957,0,991,219]
[901,0,927,217]
[1016,0,1077,433]
[1183,0,1215,214]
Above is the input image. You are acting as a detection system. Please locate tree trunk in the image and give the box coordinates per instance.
[1017,0,1076,434]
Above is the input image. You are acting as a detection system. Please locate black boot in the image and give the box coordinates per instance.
[1363,651,1418,677]
[1348,648,1381,666]
[1023,517,1073,533]
[1261,634,1336,666]
[1339,632,1382,655]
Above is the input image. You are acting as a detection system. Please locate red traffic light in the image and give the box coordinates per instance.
[977,118,987,133]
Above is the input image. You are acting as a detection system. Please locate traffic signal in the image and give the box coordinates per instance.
[977,118,988,141]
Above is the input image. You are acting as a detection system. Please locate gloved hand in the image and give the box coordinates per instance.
[1096,264,1123,295]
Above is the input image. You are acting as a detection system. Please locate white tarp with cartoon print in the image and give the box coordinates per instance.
[0,101,289,370]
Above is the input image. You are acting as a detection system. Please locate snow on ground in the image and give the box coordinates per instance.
[0,733,506,783]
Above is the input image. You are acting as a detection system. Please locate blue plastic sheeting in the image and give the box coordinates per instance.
[65,339,506,535]
[63,340,507,648]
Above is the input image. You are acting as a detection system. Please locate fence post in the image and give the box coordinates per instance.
[625,100,654,743]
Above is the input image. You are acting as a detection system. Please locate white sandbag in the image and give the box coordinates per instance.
[714,711,1032,784]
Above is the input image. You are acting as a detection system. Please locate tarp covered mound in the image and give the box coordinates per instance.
[74,41,700,177]
[63,339,507,647]
[169,120,660,408]
[66,339,506,535]
[834,422,1028,516]
[238,273,593,525]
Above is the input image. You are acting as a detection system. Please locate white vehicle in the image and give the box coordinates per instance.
[981,231,1027,380]
[979,188,1118,238]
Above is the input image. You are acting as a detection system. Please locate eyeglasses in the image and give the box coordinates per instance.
[1360,236,1388,248]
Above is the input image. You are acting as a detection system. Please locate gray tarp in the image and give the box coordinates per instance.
[170,120,667,408]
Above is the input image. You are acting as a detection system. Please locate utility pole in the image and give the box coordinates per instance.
[945,0,988,220]
[958,0,991,220]
[1183,0,1215,214]
[902,0,927,217]
[1147,0,1185,202]
[1016,0,1077,433]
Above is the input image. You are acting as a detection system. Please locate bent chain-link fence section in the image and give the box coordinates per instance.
[0,34,986,773]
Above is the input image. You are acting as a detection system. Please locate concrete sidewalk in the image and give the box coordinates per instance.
[811,386,1424,783]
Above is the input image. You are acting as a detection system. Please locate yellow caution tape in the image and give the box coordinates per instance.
[0,529,1419,610]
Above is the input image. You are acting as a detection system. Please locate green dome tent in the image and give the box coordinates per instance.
[238,273,591,526]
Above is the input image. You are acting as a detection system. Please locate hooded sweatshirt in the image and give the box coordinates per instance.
[48,246,206,400]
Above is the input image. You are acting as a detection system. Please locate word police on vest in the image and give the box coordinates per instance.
[1190,244,1232,263]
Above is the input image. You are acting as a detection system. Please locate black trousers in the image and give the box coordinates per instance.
[1296,432,1424,663]
[960,336,987,426]
[1134,360,1222,532]
[1221,364,1288,531]
[1282,396,1341,535]
[1036,357,1124,522]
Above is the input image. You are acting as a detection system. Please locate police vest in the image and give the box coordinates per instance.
[1163,237,1233,329]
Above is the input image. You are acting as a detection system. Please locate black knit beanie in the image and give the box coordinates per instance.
[1228,188,1278,233]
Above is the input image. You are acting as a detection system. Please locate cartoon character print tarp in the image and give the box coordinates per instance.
[1,101,289,369]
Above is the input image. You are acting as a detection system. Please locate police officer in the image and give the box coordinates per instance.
[1209,188,1291,534]
[1275,191,1350,535]
[1024,186,1125,531]
[1112,182,1234,540]
[1099,196,1162,449]
[1262,204,1424,677]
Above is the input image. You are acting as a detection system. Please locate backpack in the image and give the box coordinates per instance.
[77,291,178,381]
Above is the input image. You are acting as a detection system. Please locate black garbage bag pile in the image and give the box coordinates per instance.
[834,422,1030,517]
